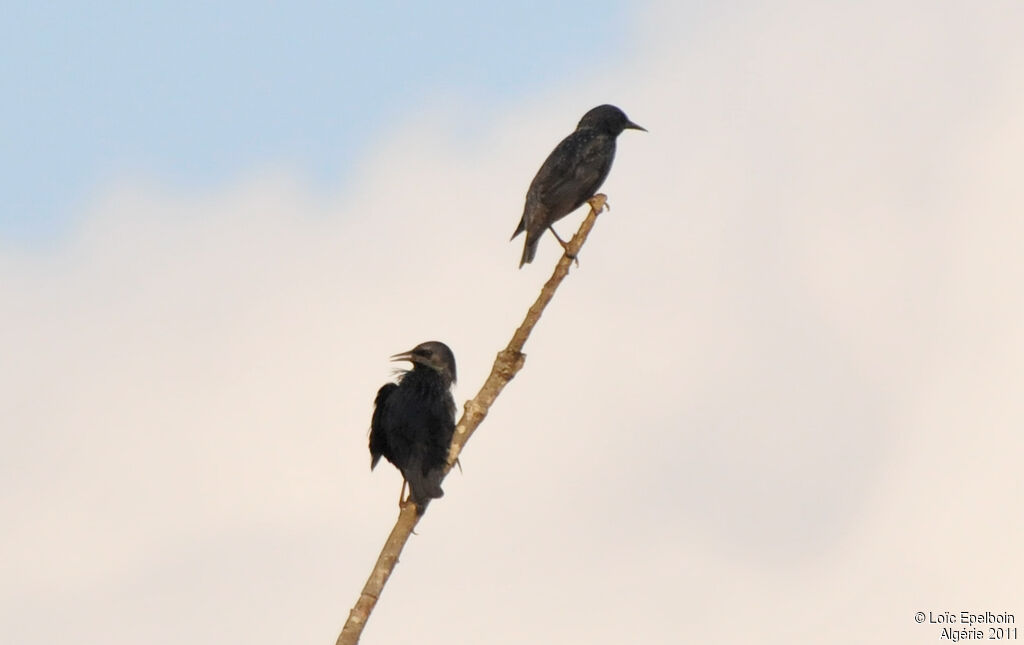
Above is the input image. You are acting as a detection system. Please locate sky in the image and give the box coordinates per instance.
[1,0,632,243]
[3,1,1023,644]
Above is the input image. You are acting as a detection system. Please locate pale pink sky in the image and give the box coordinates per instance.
[2,2,1022,643]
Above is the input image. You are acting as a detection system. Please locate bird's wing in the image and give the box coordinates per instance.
[369,382,398,469]
[424,391,457,470]
[520,133,585,233]
[542,132,614,215]
[405,388,456,508]
[529,133,587,204]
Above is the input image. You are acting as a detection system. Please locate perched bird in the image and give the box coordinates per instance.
[369,341,457,514]
[512,104,646,267]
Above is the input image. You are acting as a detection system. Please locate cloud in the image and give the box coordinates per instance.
[2,1,1023,643]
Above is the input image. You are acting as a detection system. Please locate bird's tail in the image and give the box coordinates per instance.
[406,466,445,515]
[519,235,538,268]
[511,216,525,240]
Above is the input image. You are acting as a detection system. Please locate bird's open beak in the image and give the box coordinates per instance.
[389,350,415,363]
[625,120,647,132]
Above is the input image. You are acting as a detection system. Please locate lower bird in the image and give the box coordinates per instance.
[369,341,457,514]
[512,104,646,267]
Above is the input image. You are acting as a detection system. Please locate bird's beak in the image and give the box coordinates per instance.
[625,120,647,132]
[389,350,415,363]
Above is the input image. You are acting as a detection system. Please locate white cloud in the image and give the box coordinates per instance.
[2,1,1023,643]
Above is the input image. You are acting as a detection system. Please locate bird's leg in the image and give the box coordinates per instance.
[398,481,420,529]
[547,225,570,247]
[588,193,609,213]
[547,226,580,267]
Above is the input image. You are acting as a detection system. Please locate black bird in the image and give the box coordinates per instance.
[369,341,457,514]
[512,104,646,267]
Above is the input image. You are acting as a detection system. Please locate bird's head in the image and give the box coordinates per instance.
[390,341,457,384]
[577,104,647,136]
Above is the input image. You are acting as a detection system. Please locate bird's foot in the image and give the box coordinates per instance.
[560,241,580,268]
[548,226,580,267]
[398,480,408,508]
[588,193,609,214]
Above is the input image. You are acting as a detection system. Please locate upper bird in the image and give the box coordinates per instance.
[512,104,645,267]
[369,341,457,515]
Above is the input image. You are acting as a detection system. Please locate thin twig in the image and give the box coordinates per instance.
[335,194,608,645]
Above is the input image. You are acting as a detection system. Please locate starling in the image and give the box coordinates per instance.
[512,104,646,267]
[369,341,457,514]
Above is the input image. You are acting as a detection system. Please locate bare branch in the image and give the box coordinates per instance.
[335,194,608,645]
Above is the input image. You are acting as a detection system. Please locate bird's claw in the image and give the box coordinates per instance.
[588,193,609,214]
[555,238,580,267]
[547,225,580,266]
